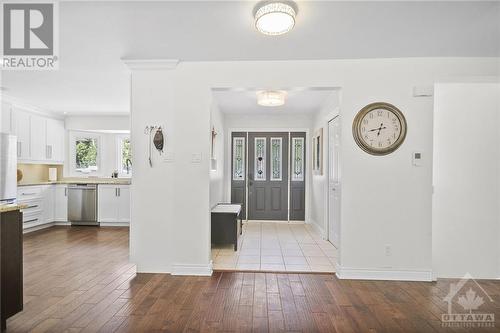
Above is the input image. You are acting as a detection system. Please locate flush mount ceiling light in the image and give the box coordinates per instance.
[254,2,296,35]
[257,90,287,107]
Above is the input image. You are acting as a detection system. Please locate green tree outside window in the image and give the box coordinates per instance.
[121,138,132,174]
[76,138,98,171]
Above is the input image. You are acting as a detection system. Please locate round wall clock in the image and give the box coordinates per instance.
[352,102,407,156]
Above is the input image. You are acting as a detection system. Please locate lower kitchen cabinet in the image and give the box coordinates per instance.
[18,183,130,230]
[42,185,55,223]
[97,185,130,224]
[54,185,68,222]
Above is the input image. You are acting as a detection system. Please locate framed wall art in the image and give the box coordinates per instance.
[312,128,323,175]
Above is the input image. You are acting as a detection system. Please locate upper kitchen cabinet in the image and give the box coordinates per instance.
[13,108,31,160]
[46,118,65,163]
[30,115,47,161]
[7,102,65,164]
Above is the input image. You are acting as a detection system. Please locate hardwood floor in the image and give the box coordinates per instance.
[8,226,500,332]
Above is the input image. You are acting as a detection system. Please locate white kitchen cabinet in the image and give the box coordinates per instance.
[42,185,55,223]
[30,115,47,161]
[46,118,65,163]
[1,101,13,133]
[97,185,117,222]
[54,185,68,222]
[117,186,130,222]
[13,108,31,160]
[7,105,65,164]
[98,185,130,224]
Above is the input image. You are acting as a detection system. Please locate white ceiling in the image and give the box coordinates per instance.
[213,88,337,115]
[1,1,499,114]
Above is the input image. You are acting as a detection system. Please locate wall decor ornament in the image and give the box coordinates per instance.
[352,102,407,155]
[144,125,163,167]
[153,127,164,154]
[211,126,217,158]
[312,128,323,175]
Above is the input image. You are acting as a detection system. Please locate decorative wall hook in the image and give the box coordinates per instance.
[211,126,218,159]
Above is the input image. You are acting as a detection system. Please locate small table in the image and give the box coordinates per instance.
[211,204,242,251]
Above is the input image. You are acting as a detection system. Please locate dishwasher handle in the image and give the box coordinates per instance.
[68,184,97,190]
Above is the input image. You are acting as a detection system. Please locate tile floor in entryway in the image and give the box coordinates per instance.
[212,222,338,273]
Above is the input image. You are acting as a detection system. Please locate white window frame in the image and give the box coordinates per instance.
[69,131,102,176]
[116,134,132,178]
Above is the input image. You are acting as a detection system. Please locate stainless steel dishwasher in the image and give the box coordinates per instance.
[68,184,98,226]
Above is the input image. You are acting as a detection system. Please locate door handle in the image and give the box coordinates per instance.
[118,188,120,197]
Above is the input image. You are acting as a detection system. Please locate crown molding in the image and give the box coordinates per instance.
[121,59,179,71]
[0,93,64,120]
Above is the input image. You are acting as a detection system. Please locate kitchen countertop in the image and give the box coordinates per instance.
[17,179,132,186]
[0,204,28,213]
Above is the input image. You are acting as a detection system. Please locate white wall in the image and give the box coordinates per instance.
[209,101,225,208]
[432,82,500,279]
[128,57,499,278]
[224,113,313,130]
[310,92,340,236]
[65,115,130,131]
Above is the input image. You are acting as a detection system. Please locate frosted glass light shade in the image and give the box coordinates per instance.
[255,3,296,36]
[256,90,287,107]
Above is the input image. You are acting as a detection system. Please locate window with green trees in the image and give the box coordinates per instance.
[75,137,98,172]
[120,137,132,175]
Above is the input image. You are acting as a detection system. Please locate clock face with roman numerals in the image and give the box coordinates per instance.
[353,102,407,155]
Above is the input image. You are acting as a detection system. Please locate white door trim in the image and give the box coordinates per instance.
[327,116,341,249]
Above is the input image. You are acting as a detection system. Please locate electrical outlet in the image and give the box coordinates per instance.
[385,244,392,256]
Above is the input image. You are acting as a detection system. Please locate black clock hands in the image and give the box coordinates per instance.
[369,123,387,136]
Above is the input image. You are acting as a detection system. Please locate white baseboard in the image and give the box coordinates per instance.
[335,264,433,282]
[171,261,213,276]
[100,222,130,227]
[307,219,326,239]
[54,221,70,226]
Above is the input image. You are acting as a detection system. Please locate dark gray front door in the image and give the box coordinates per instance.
[248,132,288,220]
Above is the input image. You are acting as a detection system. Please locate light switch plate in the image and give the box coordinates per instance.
[191,153,202,163]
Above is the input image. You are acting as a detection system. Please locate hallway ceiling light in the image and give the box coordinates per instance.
[254,2,296,35]
[257,90,287,107]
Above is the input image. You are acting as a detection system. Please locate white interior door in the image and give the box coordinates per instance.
[328,117,341,248]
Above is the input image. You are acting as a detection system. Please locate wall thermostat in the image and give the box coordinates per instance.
[413,152,423,166]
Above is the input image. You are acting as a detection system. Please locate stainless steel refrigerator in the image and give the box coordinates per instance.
[0,133,17,203]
